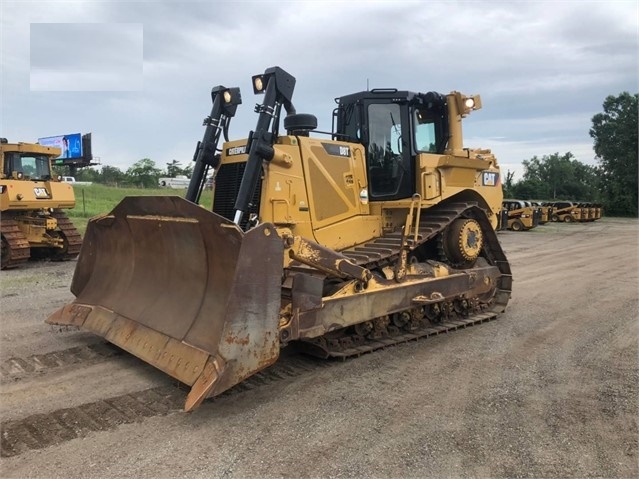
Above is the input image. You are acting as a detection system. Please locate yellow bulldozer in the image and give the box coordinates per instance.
[47,67,512,411]
[1,139,82,269]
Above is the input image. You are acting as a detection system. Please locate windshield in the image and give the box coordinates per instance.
[3,153,53,180]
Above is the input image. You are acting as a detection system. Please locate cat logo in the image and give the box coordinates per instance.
[482,171,499,187]
[33,187,50,198]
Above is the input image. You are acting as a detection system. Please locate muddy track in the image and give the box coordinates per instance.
[0,342,122,383]
[0,353,330,457]
[0,313,503,458]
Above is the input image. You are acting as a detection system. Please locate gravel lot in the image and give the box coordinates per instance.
[1,218,637,478]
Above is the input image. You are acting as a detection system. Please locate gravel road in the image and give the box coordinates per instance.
[1,218,637,478]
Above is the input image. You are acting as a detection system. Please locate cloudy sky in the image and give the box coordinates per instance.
[1,0,637,179]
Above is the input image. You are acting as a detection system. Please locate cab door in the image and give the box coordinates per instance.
[364,102,413,201]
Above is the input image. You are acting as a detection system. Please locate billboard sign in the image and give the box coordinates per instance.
[38,133,83,159]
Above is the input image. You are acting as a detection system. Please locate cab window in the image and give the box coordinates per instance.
[4,153,52,180]
[414,109,437,153]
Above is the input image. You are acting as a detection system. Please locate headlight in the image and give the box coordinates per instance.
[223,90,232,103]
[464,98,475,109]
[17,172,24,179]
[252,75,265,93]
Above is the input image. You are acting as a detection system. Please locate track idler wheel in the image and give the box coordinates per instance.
[442,218,483,266]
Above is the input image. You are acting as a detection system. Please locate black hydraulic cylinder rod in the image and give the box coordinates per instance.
[185,86,241,203]
[185,140,205,203]
[232,80,278,226]
[185,89,224,203]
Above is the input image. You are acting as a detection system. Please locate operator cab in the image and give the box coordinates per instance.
[2,150,53,181]
[334,89,449,201]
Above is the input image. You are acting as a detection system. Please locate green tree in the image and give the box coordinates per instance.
[165,159,193,178]
[99,165,126,186]
[166,159,181,177]
[126,158,162,188]
[511,152,600,201]
[75,167,100,183]
[590,92,638,216]
[502,170,516,198]
[181,162,194,178]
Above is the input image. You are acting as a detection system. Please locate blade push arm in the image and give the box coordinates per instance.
[233,66,296,226]
[186,86,241,204]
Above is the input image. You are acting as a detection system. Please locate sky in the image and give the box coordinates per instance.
[1,0,637,180]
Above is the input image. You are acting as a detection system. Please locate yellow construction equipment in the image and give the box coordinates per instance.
[1,139,82,269]
[47,67,511,411]
[502,199,539,231]
[530,201,552,224]
[549,201,582,222]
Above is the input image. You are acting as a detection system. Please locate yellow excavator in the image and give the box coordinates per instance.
[47,67,511,411]
[1,139,82,269]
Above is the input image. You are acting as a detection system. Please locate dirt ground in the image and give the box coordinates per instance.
[0,218,637,479]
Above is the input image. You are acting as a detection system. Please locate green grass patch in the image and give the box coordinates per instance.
[66,185,213,236]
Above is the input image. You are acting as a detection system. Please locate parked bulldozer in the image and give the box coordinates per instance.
[1,139,82,269]
[47,67,512,411]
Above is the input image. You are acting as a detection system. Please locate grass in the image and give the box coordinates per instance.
[66,184,213,236]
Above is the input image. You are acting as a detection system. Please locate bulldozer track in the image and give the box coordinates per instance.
[0,211,81,268]
[304,201,512,358]
[51,210,82,260]
[0,354,330,458]
[304,312,500,358]
[0,342,123,383]
[0,219,30,269]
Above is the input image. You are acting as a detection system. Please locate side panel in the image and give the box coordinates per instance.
[417,153,503,228]
[0,180,75,211]
[216,137,381,251]
[298,138,380,249]
[256,142,314,238]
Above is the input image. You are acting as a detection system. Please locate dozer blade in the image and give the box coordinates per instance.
[46,196,284,411]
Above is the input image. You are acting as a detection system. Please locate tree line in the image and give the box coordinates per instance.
[63,92,637,217]
[62,159,194,189]
[502,92,636,216]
